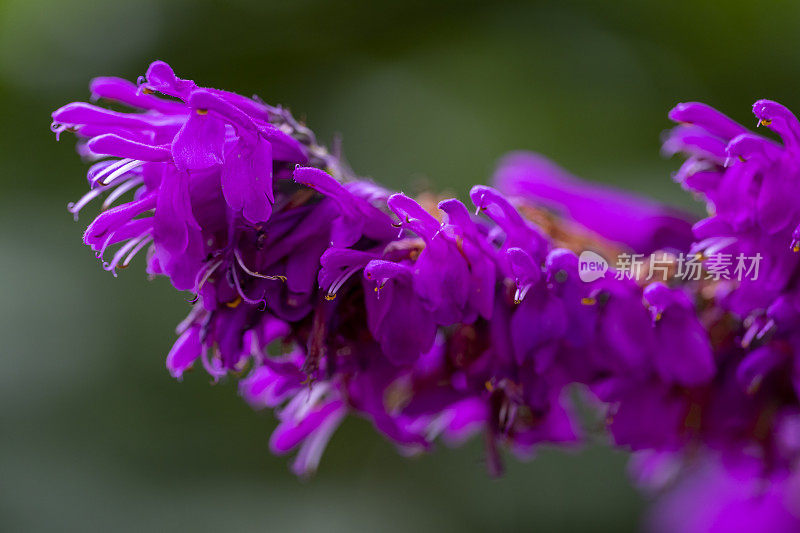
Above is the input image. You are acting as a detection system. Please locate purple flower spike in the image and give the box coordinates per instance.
[60,64,800,527]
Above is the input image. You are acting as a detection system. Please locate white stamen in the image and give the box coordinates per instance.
[121,234,153,268]
[424,412,453,441]
[514,284,532,304]
[105,232,150,275]
[231,264,265,305]
[291,408,345,476]
[327,265,362,299]
[102,177,144,210]
[291,383,330,421]
[90,158,131,186]
[68,187,106,219]
[234,249,286,281]
[101,159,144,186]
[196,260,224,292]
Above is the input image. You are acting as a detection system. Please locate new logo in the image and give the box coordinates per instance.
[578,251,608,282]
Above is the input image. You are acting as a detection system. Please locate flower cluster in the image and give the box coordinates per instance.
[655,100,800,529]
[665,101,800,465]
[666,100,800,323]
[53,62,800,528]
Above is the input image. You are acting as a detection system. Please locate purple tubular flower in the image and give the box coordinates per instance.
[363,259,438,365]
[469,184,549,276]
[643,283,714,387]
[239,350,348,476]
[270,392,347,477]
[587,282,718,452]
[383,194,491,325]
[493,151,695,254]
[507,248,567,370]
[293,166,396,246]
[646,457,800,533]
[166,325,202,380]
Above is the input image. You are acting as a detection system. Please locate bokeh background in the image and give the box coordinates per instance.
[3,0,799,530]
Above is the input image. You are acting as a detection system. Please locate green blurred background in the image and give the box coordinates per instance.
[2,0,799,530]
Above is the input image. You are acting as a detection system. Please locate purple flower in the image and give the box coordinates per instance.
[293,166,396,247]
[240,350,347,476]
[644,283,715,387]
[53,61,310,294]
[493,151,695,254]
[646,457,800,533]
[587,282,716,451]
